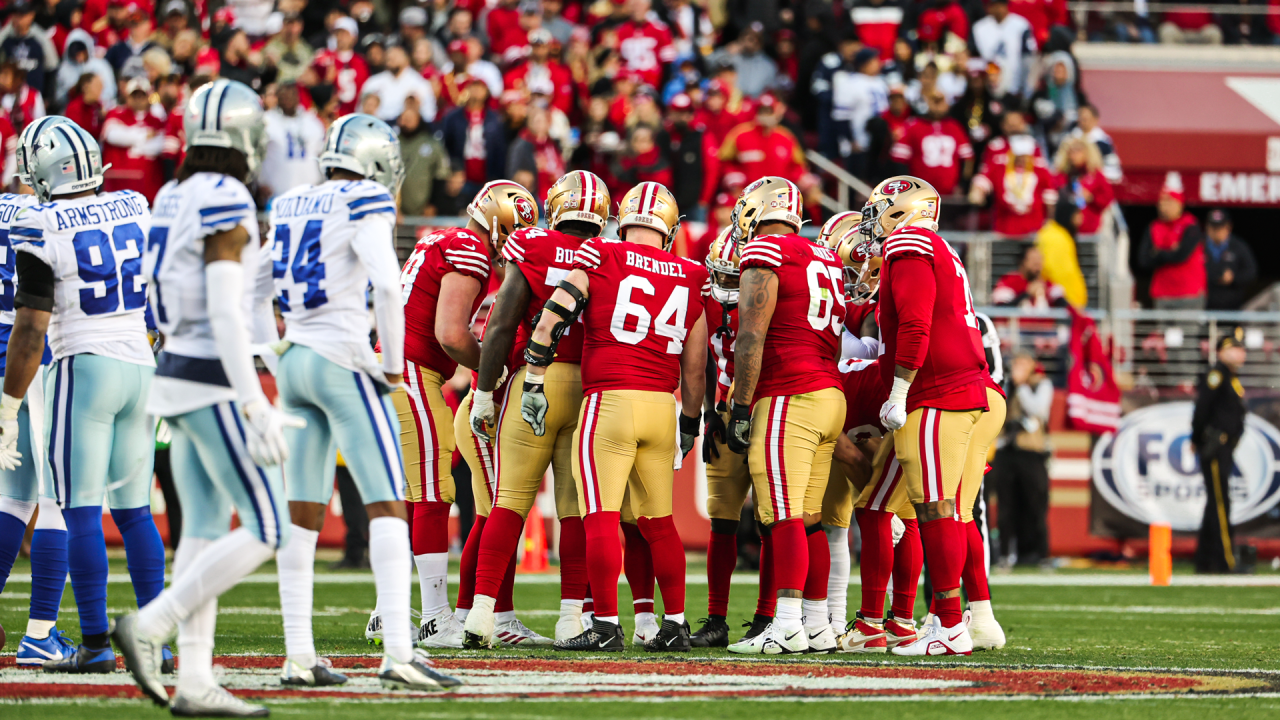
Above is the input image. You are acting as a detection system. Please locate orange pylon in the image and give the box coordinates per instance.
[518,502,550,573]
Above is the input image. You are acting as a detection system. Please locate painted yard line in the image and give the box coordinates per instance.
[997,604,1280,616]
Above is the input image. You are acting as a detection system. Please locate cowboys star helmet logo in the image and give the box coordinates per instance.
[514,196,536,226]
[881,179,914,195]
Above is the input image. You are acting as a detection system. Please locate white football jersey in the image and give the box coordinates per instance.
[10,190,154,366]
[268,178,397,376]
[260,108,326,199]
[0,192,36,328]
[144,172,272,416]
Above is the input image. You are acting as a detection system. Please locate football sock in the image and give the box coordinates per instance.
[410,501,451,617]
[496,550,516,614]
[961,520,992,602]
[802,599,829,633]
[276,524,319,667]
[706,524,737,617]
[856,508,893,620]
[173,537,217,694]
[371,516,414,664]
[919,517,965,627]
[595,615,619,625]
[803,523,829,601]
[474,506,523,599]
[495,610,516,625]
[28,499,68,633]
[558,515,587,601]
[64,506,110,638]
[769,517,808,594]
[583,511,622,618]
[774,596,803,630]
[456,514,485,611]
[891,519,923,621]
[756,525,776,617]
[620,521,655,614]
[825,526,850,628]
[0,498,34,593]
[111,506,166,608]
[637,515,685,615]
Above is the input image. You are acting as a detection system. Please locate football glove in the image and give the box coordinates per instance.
[469,389,496,441]
[242,398,307,467]
[0,393,22,471]
[678,412,699,459]
[702,408,727,463]
[520,374,548,437]
[726,402,752,455]
[879,377,911,431]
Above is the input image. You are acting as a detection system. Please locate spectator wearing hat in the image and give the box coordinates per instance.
[972,0,1036,98]
[363,42,437,123]
[504,28,572,114]
[312,16,369,115]
[0,0,58,93]
[0,61,43,132]
[105,3,156,75]
[1191,328,1248,574]
[980,111,1045,171]
[260,81,325,201]
[696,71,756,143]
[102,76,165,201]
[441,77,507,194]
[1053,136,1112,236]
[263,12,314,83]
[614,0,676,88]
[398,99,452,216]
[151,0,189,52]
[970,133,1058,238]
[450,36,504,97]
[851,0,905,60]
[1203,210,1257,310]
[64,71,106,141]
[1138,176,1207,310]
[717,91,806,184]
[658,92,709,220]
[832,46,888,179]
[706,22,777,98]
[889,89,973,194]
[392,5,429,49]
[55,28,118,111]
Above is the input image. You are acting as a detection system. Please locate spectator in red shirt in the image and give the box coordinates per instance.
[613,124,673,189]
[485,0,526,63]
[1053,136,1113,236]
[992,245,1068,308]
[311,16,368,115]
[1138,176,1207,310]
[507,105,564,200]
[1008,0,1068,47]
[102,76,165,201]
[614,0,676,88]
[504,28,573,114]
[695,76,755,144]
[64,72,105,141]
[970,134,1058,238]
[716,92,807,183]
[889,90,973,194]
[851,0,905,60]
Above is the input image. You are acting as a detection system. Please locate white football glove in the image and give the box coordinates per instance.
[0,393,23,471]
[241,398,307,467]
[470,389,496,441]
[879,377,911,431]
[891,513,906,546]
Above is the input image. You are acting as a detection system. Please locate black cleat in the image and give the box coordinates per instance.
[689,616,730,648]
[738,614,772,643]
[553,619,624,652]
[644,619,691,652]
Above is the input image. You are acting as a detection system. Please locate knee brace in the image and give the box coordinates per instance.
[710,518,738,535]
[805,521,825,536]
[525,281,587,367]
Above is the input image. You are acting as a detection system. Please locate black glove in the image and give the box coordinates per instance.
[702,408,727,463]
[727,402,752,455]
[678,412,699,459]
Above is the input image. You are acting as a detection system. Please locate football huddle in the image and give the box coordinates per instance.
[0,78,1009,716]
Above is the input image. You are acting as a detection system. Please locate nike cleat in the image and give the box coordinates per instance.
[891,615,973,656]
[378,650,461,691]
[736,614,773,644]
[965,601,1006,650]
[17,628,76,667]
[835,614,888,654]
[170,685,267,717]
[643,619,691,652]
[553,619,625,652]
[495,618,553,647]
[42,643,117,674]
[632,613,660,646]
[689,616,730,648]
[367,608,422,648]
[110,613,169,706]
[462,606,495,650]
[884,613,917,650]
[418,609,466,649]
[726,622,808,655]
[280,656,349,686]
[805,624,837,653]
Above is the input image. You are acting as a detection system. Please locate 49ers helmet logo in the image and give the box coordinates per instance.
[513,196,536,226]
[881,179,914,195]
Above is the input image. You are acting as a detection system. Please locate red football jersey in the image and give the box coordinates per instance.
[572,238,710,395]
[503,226,587,367]
[101,106,165,202]
[401,227,492,377]
[615,19,676,88]
[739,233,845,402]
[889,117,974,195]
[877,226,989,413]
[311,50,369,115]
[704,294,738,407]
[839,357,889,440]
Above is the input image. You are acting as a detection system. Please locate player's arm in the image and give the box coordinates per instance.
[519,268,589,435]
[881,255,936,430]
[727,266,776,453]
[435,271,483,370]
[833,433,875,476]
[476,263,532,393]
[678,314,709,459]
[350,214,405,384]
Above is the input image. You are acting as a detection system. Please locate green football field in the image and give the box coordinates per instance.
[3,553,1279,719]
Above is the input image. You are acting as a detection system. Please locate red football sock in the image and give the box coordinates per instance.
[474,506,524,598]
[558,515,587,601]
[856,508,893,619]
[621,521,655,614]
[456,515,486,610]
[583,512,623,618]
[961,520,991,602]
[637,515,686,615]
[919,517,965,627]
[756,527,776,617]
[891,518,923,620]
[496,550,516,613]
[769,517,807,593]
[706,530,737,616]
[405,500,415,524]
[803,524,830,600]
[411,501,450,554]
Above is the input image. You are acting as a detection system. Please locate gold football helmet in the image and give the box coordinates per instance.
[705,225,740,304]
[544,170,611,233]
[817,210,863,250]
[467,179,540,257]
[858,175,941,256]
[835,226,880,304]
[730,176,803,245]
[617,181,681,250]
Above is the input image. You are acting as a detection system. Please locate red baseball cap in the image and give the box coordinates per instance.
[706,79,726,96]
[448,39,468,55]
[756,92,778,110]
[668,93,692,111]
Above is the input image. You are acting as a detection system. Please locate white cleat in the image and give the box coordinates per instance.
[495,618,553,647]
[367,608,421,647]
[110,612,169,707]
[891,615,973,656]
[462,606,496,649]
[169,685,268,717]
[805,624,837,653]
[418,609,466,649]
[378,650,462,691]
[632,613,660,646]
[726,622,809,655]
[965,601,1006,650]
[555,606,584,642]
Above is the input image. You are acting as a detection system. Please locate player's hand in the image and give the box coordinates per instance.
[703,409,726,463]
[891,514,906,546]
[880,377,911,431]
[0,393,23,471]
[726,402,752,455]
[678,412,699,459]
[242,398,307,467]
[470,389,496,441]
[384,373,403,386]
[520,377,548,437]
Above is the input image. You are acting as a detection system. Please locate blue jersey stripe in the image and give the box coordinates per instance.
[348,194,395,209]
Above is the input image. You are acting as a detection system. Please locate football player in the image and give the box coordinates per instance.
[0,119,72,668]
[462,171,609,647]
[508,182,709,652]
[724,177,847,655]
[853,175,991,657]
[268,114,444,686]
[393,178,537,648]
[2,120,168,675]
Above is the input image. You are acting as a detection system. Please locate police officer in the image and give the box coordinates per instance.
[1191,327,1248,574]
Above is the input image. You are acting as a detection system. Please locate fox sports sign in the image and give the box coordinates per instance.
[1092,402,1280,531]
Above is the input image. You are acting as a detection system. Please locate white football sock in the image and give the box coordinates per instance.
[371,517,414,664]
[495,610,515,624]
[664,612,685,625]
[634,611,655,626]
[825,526,850,628]
[803,599,829,632]
[276,525,319,668]
[969,599,995,620]
[454,607,470,622]
[775,597,803,629]
[561,599,583,611]
[595,615,618,625]
[173,537,217,694]
[137,528,273,641]
[414,551,450,618]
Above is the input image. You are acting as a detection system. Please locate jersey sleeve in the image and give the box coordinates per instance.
[440,231,491,282]
[882,231,935,262]
[501,227,536,264]
[196,178,256,238]
[739,235,785,269]
[695,263,711,298]
[346,181,397,223]
[571,237,605,270]
[10,205,53,265]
